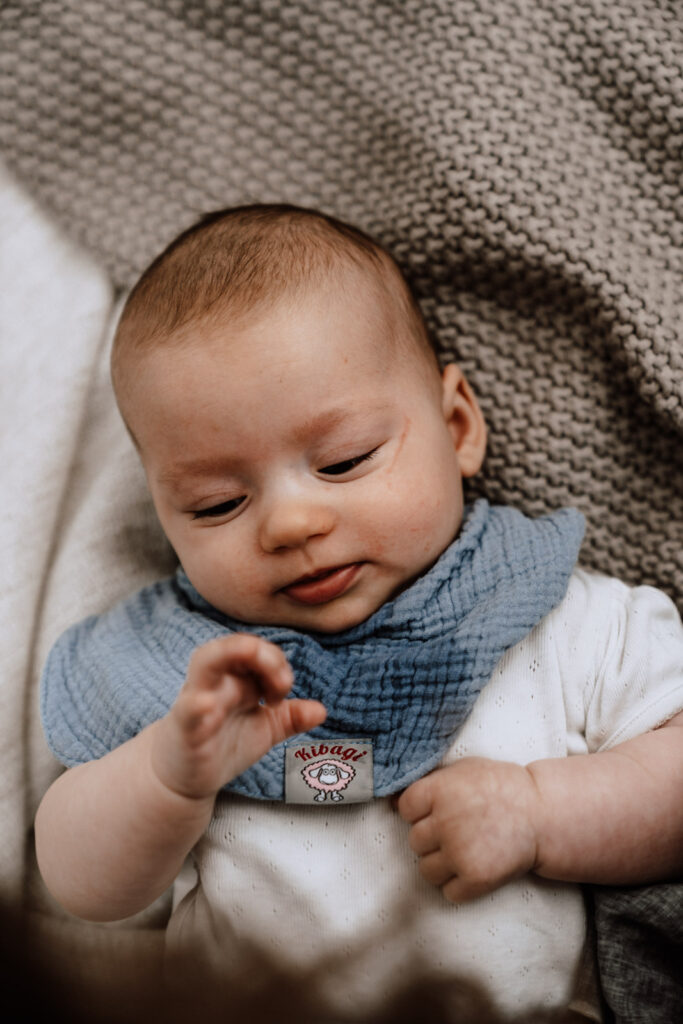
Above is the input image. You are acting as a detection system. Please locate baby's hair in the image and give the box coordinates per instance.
[111,203,438,394]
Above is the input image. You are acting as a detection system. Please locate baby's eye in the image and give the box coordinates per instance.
[319,448,379,476]
[191,496,245,519]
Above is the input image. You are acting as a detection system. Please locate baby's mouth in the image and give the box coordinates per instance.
[280,564,363,605]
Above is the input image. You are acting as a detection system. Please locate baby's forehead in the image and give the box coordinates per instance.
[113,255,436,437]
[159,262,407,353]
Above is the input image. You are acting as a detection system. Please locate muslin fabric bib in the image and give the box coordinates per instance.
[41,501,584,798]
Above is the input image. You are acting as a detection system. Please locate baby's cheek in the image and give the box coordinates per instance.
[412,493,454,542]
[186,549,252,613]
[359,500,395,553]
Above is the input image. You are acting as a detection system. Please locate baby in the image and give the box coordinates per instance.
[36,205,683,1018]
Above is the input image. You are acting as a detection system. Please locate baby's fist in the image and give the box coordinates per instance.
[397,758,541,902]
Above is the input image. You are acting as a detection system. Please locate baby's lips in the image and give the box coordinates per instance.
[389,789,406,811]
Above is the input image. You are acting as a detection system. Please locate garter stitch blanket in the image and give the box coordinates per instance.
[0,0,681,607]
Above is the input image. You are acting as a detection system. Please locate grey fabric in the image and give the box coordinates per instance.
[0,0,681,609]
[592,884,683,1024]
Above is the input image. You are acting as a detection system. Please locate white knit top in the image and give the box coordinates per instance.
[168,570,683,1017]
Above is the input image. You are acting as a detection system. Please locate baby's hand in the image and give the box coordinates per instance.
[151,634,326,802]
[397,758,541,902]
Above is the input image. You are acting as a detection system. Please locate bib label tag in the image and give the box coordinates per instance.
[285,739,373,804]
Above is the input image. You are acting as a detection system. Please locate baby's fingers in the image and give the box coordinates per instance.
[408,816,439,857]
[267,698,327,746]
[441,873,499,904]
[396,775,433,825]
[417,849,501,904]
[186,634,293,704]
[417,849,452,887]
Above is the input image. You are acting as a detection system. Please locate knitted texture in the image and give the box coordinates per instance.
[1,0,681,605]
[40,501,585,798]
[592,883,683,1022]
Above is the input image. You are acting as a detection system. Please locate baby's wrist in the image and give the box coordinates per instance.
[524,757,581,879]
[145,719,219,814]
[518,763,546,869]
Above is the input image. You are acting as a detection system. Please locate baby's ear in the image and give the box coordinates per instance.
[441,364,487,477]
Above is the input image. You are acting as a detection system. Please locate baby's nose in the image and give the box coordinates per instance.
[258,497,336,552]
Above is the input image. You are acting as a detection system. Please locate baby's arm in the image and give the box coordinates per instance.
[398,711,683,902]
[35,634,326,921]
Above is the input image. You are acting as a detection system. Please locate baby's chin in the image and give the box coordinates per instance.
[272,601,379,635]
[232,595,385,635]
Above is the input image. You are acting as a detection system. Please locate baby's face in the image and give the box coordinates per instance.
[125,276,484,632]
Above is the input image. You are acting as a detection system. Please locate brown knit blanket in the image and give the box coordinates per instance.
[1,0,681,607]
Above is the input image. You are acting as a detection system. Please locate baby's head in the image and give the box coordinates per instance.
[111,205,486,632]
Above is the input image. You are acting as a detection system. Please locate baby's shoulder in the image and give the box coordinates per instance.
[532,567,682,697]
[543,568,683,744]
[551,567,680,638]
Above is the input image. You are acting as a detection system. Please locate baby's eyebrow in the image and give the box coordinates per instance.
[294,403,398,443]
[157,456,241,488]
[289,406,351,443]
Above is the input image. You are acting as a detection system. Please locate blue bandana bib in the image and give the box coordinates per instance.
[41,501,584,799]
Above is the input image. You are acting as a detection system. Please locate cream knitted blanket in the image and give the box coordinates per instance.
[0,0,681,971]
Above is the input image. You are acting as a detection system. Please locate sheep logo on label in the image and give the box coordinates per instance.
[284,740,373,804]
[300,758,356,802]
